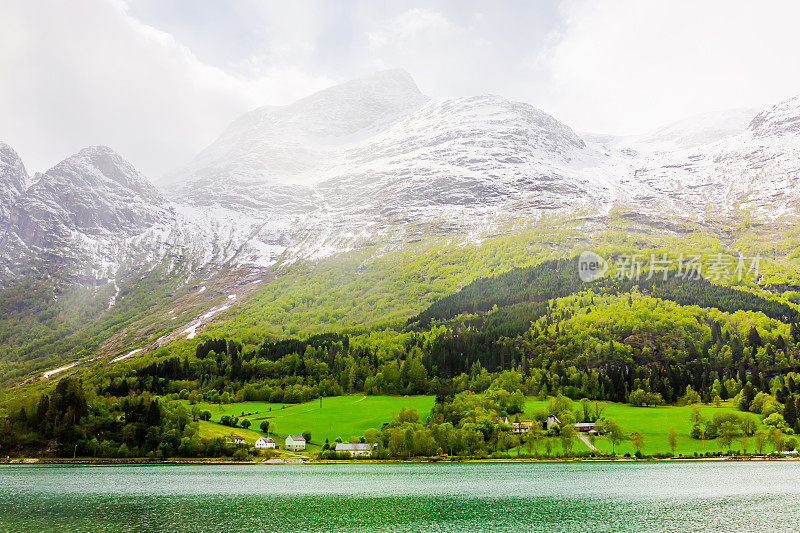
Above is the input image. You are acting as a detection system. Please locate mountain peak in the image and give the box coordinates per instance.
[0,141,28,226]
[169,69,429,189]
[0,141,28,189]
[15,144,168,239]
[50,145,161,201]
[241,68,428,141]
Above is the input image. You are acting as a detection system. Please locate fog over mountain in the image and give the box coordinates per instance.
[1,70,798,350]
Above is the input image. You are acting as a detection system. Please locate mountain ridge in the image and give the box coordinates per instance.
[2,70,800,383]
[3,71,799,286]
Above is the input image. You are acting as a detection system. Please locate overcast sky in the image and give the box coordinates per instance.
[2,0,800,178]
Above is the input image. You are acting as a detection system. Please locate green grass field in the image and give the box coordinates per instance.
[181,395,435,447]
[184,394,765,457]
[524,398,766,456]
[195,420,263,442]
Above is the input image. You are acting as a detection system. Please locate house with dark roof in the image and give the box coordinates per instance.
[335,443,377,456]
[511,420,533,434]
[285,435,306,451]
[255,437,275,449]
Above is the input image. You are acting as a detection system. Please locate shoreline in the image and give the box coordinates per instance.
[2,455,798,466]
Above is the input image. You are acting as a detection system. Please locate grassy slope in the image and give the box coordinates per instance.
[195,420,263,442]
[183,395,436,447]
[6,214,800,411]
[198,224,582,341]
[524,399,766,456]
[0,262,226,389]
[167,214,800,358]
[7,213,800,390]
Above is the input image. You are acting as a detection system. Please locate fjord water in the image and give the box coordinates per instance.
[1,462,799,531]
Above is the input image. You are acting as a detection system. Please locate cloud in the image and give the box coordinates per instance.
[355,5,557,100]
[0,0,330,177]
[539,0,800,133]
[3,0,800,179]
[366,8,453,47]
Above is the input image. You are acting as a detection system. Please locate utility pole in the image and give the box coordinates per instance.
[73,443,77,459]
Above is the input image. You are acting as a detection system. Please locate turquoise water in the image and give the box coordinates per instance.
[1,462,799,531]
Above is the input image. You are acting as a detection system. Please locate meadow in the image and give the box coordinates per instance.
[524,398,766,456]
[179,395,436,447]
[181,394,767,457]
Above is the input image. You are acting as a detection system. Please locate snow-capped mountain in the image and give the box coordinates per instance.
[167,71,617,260]
[599,100,800,219]
[299,94,609,256]
[0,146,173,280]
[168,70,800,264]
[0,145,274,283]
[322,94,600,210]
[166,69,428,212]
[2,69,800,334]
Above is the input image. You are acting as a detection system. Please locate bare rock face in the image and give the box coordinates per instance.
[0,146,172,280]
[0,142,28,228]
[748,97,800,139]
[13,146,167,243]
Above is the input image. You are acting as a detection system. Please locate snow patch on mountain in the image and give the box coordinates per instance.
[181,302,233,339]
[112,348,142,364]
[43,363,76,379]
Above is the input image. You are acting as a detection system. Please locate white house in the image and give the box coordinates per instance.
[285,435,306,451]
[545,415,561,430]
[255,437,276,449]
[230,435,246,445]
[335,443,377,456]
